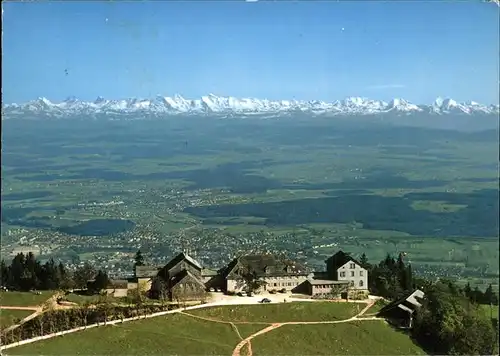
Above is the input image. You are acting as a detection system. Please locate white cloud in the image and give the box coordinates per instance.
[366,84,406,90]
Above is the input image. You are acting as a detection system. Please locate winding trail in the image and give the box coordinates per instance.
[179,312,246,341]
[231,300,381,356]
[1,293,63,334]
[179,312,272,325]
[0,306,40,311]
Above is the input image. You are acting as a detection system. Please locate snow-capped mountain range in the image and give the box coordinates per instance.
[2,94,499,119]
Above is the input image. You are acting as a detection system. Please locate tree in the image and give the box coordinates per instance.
[382,253,396,271]
[41,258,61,290]
[483,284,497,305]
[24,252,40,290]
[58,262,74,291]
[463,282,472,300]
[89,270,109,294]
[0,259,9,287]
[130,288,144,317]
[9,253,26,290]
[412,281,498,355]
[471,286,482,304]
[396,252,405,272]
[81,301,91,329]
[398,262,413,293]
[359,253,369,269]
[134,249,145,268]
[452,314,498,355]
[330,284,348,299]
[240,268,265,294]
[73,262,96,289]
[37,313,44,337]
[96,294,113,325]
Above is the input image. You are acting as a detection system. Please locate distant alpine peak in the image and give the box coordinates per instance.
[3,94,499,119]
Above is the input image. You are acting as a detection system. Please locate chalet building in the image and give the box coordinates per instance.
[150,252,207,301]
[105,279,128,298]
[132,265,161,292]
[305,251,369,299]
[201,268,218,283]
[378,289,425,328]
[221,254,309,293]
[304,279,350,297]
[325,251,368,290]
[124,249,370,301]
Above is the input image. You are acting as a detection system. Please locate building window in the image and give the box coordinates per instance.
[350,271,355,277]
[350,281,355,287]
[340,271,346,278]
[359,270,363,277]
[350,263,355,269]
[359,280,364,287]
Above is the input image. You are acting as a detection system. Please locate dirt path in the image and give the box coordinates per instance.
[179,311,247,340]
[1,308,42,333]
[179,312,272,325]
[0,306,40,311]
[231,300,379,356]
[232,324,283,356]
[356,300,375,317]
[1,292,64,333]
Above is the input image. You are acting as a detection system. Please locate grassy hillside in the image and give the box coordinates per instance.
[186,302,363,323]
[0,291,54,307]
[252,320,426,355]
[0,309,34,329]
[363,299,389,315]
[4,302,425,356]
[6,313,249,355]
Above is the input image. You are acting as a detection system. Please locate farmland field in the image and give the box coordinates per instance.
[1,118,498,288]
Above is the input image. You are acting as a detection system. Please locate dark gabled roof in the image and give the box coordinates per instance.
[325,251,361,270]
[379,289,425,316]
[107,279,128,289]
[224,254,307,278]
[221,258,239,278]
[135,265,160,278]
[164,252,202,273]
[170,269,206,289]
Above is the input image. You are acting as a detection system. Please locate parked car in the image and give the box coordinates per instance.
[278,288,287,293]
[259,298,271,303]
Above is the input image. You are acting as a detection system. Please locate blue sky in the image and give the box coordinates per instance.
[2,1,499,104]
